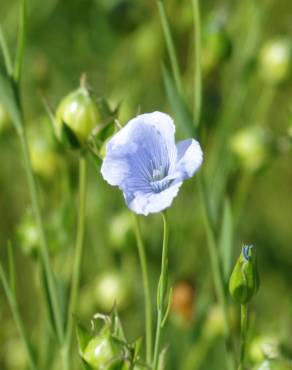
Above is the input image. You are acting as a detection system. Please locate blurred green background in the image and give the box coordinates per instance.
[1,0,292,369]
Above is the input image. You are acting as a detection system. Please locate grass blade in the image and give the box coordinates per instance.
[162,65,194,136]
[219,197,234,282]
[0,261,37,370]
[157,0,183,95]
[14,0,26,83]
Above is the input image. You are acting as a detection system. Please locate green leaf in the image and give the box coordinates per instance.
[111,308,126,342]
[0,261,37,370]
[0,24,13,75]
[14,0,26,82]
[219,197,233,282]
[0,68,23,133]
[7,241,16,296]
[161,65,194,136]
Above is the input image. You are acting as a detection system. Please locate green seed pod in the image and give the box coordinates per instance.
[17,212,40,257]
[28,118,62,180]
[95,271,131,312]
[249,336,280,363]
[230,126,269,172]
[55,82,103,147]
[255,359,292,370]
[83,335,124,369]
[229,245,259,304]
[258,38,292,84]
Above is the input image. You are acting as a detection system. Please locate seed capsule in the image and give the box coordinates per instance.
[258,38,292,84]
[55,83,103,147]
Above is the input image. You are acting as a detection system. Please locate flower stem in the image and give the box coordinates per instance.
[157,0,183,95]
[0,263,37,370]
[153,211,169,370]
[238,304,248,370]
[132,214,153,364]
[198,175,236,370]
[19,129,64,344]
[191,0,202,128]
[64,152,87,370]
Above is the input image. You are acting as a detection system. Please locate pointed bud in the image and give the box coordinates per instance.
[229,245,260,304]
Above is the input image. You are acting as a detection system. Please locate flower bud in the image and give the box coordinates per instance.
[83,329,125,369]
[229,245,259,304]
[55,81,105,147]
[77,313,133,370]
[258,38,292,84]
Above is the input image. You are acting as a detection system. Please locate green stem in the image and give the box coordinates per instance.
[19,129,64,344]
[0,263,37,370]
[198,175,236,370]
[132,214,153,364]
[157,0,183,95]
[153,212,169,370]
[238,304,248,370]
[64,153,87,369]
[191,0,202,127]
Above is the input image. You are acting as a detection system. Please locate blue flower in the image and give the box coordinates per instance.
[101,112,203,215]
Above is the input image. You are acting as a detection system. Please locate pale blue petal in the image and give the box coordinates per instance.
[101,114,176,191]
[125,179,183,215]
[175,139,203,180]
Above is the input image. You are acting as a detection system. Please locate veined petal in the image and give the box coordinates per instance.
[101,113,176,190]
[124,180,183,216]
[175,139,203,180]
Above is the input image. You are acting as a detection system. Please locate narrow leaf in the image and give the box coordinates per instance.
[219,197,234,281]
[14,0,26,82]
[0,68,23,133]
[162,65,194,136]
[0,24,13,75]
[7,241,16,296]
[0,262,37,370]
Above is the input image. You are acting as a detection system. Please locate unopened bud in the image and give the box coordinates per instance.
[229,245,259,304]
[55,79,104,148]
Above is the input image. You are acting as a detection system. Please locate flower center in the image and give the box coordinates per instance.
[152,167,165,181]
[150,167,170,193]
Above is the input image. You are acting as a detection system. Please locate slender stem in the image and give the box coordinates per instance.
[132,214,153,364]
[238,304,248,370]
[157,0,183,95]
[64,153,87,369]
[191,0,202,127]
[0,263,37,370]
[19,129,64,344]
[198,175,236,370]
[153,212,169,370]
